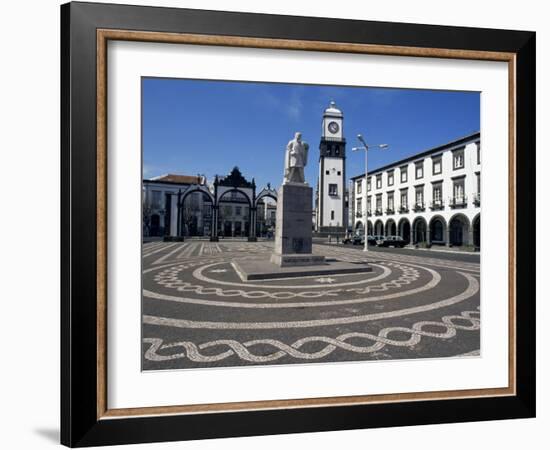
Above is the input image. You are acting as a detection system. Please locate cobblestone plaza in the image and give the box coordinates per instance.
[142,241,480,370]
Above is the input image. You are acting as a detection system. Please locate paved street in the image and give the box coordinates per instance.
[142,240,480,370]
[313,239,481,264]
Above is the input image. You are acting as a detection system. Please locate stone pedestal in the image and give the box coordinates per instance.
[270,183,325,267]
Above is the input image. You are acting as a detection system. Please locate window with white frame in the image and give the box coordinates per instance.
[453,148,465,170]
[376,174,382,189]
[432,183,443,205]
[356,180,362,194]
[356,198,362,214]
[400,165,408,183]
[400,190,408,209]
[376,194,382,211]
[432,156,442,175]
[367,196,371,213]
[453,178,465,202]
[387,170,394,186]
[415,161,424,179]
[151,190,162,209]
[415,186,424,206]
[367,177,371,191]
[387,192,394,210]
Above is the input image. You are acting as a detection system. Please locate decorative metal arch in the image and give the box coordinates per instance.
[217,187,253,207]
[178,184,215,207]
[255,185,278,207]
[175,184,217,239]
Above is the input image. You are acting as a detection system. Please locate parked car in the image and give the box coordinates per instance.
[373,235,386,246]
[352,234,377,246]
[365,235,376,246]
[380,235,407,248]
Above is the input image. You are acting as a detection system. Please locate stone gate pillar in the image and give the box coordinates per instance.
[248,207,257,242]
[210,206,219,242]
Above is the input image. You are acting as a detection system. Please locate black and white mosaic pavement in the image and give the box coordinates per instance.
[142,241,480,370]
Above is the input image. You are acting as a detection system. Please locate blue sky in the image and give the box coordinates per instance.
[142,78,479,188]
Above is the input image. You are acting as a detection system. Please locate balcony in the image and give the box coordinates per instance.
[385,207,395,215]
[473,193,481,206]
[355,211,363,218]
[374,208,383,216]
[367,211,372,217]
[430,200,445,211]
[413,202,425,212]
[449,196,468,208]
[399,205,409,214]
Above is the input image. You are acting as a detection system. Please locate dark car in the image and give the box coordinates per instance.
[373,235,386,246]
[380,235,407,248]
[352,234,377,246]
[367,235,377,246]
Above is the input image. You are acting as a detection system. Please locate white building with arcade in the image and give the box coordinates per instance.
[350,132,481,249]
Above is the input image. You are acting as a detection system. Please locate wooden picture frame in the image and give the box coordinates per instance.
[61,1,535,446]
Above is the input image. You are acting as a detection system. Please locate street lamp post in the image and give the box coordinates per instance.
[352,134,388,252]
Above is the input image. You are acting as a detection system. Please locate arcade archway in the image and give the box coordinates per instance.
[429,215,447,245]
[374,220,384,236]
[385,219,397,236]
[449,213,471,246]
[473,214,481,248]
[412,217,428,245]
[398,218,411,242]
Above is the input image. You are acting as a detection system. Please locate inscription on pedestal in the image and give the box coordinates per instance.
[271,183,325,267]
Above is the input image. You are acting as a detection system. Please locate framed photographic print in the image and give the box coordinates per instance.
[61,1,536,447]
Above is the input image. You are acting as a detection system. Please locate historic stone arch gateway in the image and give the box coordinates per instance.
[156,167,277,241]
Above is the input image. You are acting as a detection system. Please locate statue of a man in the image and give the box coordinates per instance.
[284,132,309,184]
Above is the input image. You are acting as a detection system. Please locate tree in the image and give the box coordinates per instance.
[142,205,153,237]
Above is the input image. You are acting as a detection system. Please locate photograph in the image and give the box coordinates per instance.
[140,78,482,370]
[54,1,537,446]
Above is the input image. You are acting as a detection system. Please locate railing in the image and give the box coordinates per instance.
[375,208,383,216]
[413,202,425,212]
[449,196,468,208]
[385,207,395,215]
[355,211,363,218]
[399,205,409,213]
[430,200,444,210]
[473,193,481,206]
[367,211,372,217]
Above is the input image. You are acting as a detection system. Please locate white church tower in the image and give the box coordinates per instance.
[316,101,346,233]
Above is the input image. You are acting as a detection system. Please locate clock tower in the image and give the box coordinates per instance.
[316,101,347,233]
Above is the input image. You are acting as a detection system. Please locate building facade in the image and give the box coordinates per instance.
[143,168,279,241]
[316,101,347,233]
[350,132,481,248]
[143,174,206,237]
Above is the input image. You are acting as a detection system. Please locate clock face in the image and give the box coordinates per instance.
[327,121,340,134]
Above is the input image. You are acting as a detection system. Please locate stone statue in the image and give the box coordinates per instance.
[284,132,309,184]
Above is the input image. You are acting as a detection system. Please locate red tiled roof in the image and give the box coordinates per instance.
[150,174,203,184]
